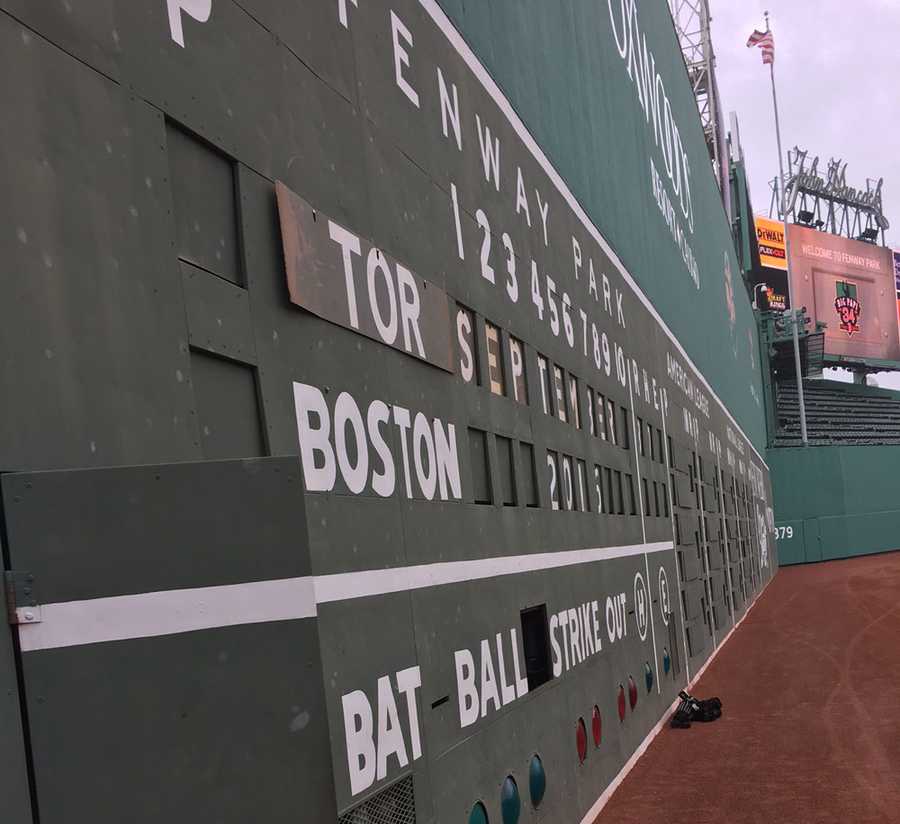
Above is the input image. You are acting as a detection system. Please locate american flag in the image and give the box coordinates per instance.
[747,29,774,64]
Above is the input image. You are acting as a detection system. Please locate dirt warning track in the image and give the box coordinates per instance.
[594,551,900,824]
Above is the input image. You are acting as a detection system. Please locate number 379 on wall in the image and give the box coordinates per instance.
[774,526,794,540]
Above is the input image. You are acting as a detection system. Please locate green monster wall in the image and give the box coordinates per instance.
[769,445,900,563]
[0,1,776,821]
[437,0,768,449]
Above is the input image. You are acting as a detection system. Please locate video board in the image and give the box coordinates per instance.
[789,225,899,362]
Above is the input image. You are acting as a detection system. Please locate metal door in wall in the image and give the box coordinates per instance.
[803,517,823,563]
[0,458,337,824]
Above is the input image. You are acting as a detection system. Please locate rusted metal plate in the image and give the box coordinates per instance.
[276,181,455,373]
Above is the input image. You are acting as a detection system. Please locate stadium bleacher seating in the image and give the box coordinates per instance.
[774,379,900,446]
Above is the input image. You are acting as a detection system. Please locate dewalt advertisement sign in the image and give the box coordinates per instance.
[755,216,787,271]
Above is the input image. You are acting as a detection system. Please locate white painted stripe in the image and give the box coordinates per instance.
[418,0,768,470]
[17,576,318,652]
[577,570,776,824]
[314,541,673,603]
[18,542,673,651]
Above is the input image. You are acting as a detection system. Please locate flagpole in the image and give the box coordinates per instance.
[765,11,808,446]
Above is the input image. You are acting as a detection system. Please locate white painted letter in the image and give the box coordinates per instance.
[367,400,396,497]
[479,638,501,717]
[392,405,413,499]
[375,675,408,780]
[568,607,581,665]
[293,382,336,492]
[592,600,603,652]
[366,249,398,345]
[549,613,562,677]
[608,0,629,59]
[455,649,479,728]
[515,167,532,227]
[572,236,582,280]
[390,11,419,108]
[475,114,501,191]
[457,310,474,383]
[395,666,423,761]
[412,413,437,500]
[334,391,368,494]
[434,421,462,500]
[167,0,211,48]
[510,341,523,401]
[437,66,462,151]
[329,221,362,329]
[495,632,516,706]
[536,189,549,246]
[342,689,376,796]
[395,264,426,357]
[338,0,357,28]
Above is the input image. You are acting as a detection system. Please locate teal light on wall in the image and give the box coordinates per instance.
[529,755,546,808]
[500,776,520,824]
[663,647,671,675]
[469,801,488,824]
[644,662,654,693]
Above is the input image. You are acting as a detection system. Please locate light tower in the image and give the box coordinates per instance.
[669,0,729,208]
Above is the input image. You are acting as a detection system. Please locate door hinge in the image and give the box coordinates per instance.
[4,571,41,625]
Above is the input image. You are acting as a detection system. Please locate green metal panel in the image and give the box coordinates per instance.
[839,447,900,514]
[768,447,843,519]
[769,444,900,562]
[2,2,777,821]
[181,262,257,364]
[0,16,197,471]
[1,459,308,607]
[166,122,242,284]
[730,161,754,275]
[189,350,266,460]
[441,0,767,449]
[222,0,356,101]
[0,0,122,80]
[819,511,900,561]
[1,458,336,824]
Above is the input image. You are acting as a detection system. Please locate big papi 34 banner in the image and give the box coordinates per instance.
[788,225,900,362]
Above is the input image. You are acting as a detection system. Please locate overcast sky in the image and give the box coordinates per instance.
[710,1,897,243]
[710,0,900,388]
